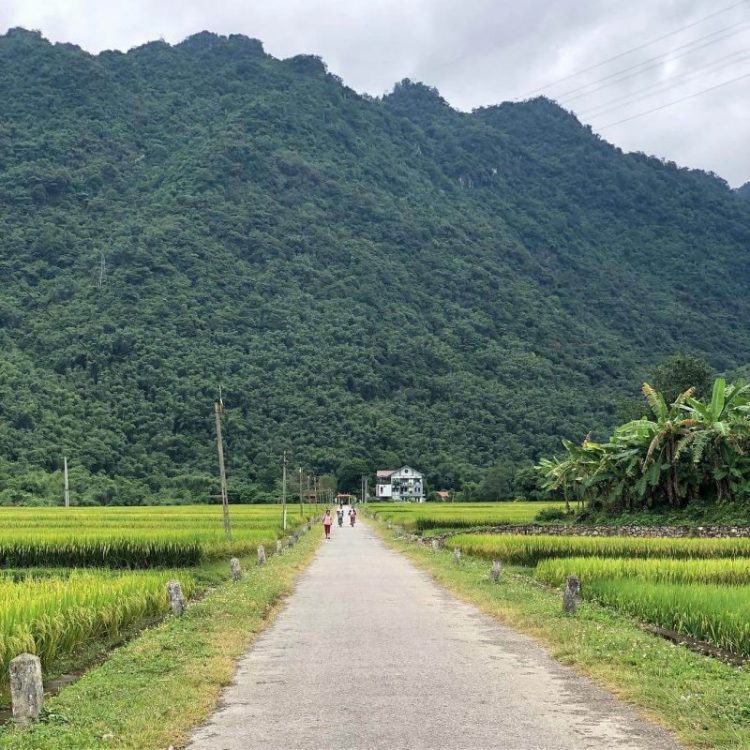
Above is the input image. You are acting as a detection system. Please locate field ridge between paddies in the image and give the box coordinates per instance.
[0,505,313,568]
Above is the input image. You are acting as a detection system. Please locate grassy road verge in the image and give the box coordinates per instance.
[374,523,750,750]
[0,529,321,750]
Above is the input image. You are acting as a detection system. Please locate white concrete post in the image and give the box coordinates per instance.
[257,545,267,565]
[563,575,581,614]
[167,580,186,616]
[491,560,502,583]
[10,654,43,725]
[453,547,461,564]
[230,557,242,581]
[275,539,283,554]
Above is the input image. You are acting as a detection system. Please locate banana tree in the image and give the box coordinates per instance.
[678,379,750,501]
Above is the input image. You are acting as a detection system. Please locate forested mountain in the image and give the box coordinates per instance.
[738,183,750,200]
[2,27,750,503]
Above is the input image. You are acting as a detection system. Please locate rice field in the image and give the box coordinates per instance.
[584,579,750,657]
[0,570,196,682]
[0,503,310,700]
[368,501,565,531]
[447,533,750,566]
[535,556,750,586]
[531,555,750,656]
[429,521,750,659]
[0,504,314,567]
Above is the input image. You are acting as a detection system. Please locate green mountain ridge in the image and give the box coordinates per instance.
[738,182,750,200]
[1,27,750,502]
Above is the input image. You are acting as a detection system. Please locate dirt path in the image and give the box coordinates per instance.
[187,519,681,750]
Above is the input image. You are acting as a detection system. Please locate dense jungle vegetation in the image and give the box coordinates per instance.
[1,28,750,504]
[539,377,750,512]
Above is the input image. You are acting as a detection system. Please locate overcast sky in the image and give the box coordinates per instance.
[3,0,749,186]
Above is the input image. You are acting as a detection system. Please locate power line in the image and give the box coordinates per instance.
[516,0,749,99]
[558,20,749,103]
[578,47,750,118]
[597,70,750,129]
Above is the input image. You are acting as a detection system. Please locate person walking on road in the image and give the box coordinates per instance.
[349,507,357,527]
[323,509,333,540]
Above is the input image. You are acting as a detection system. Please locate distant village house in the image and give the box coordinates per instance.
[376,466,425,502]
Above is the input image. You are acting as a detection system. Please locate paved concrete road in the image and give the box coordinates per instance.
[188,520,681,750]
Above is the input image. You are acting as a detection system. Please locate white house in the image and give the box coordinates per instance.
[376,466,425,502]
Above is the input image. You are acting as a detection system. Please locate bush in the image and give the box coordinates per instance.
[535,507,569,522]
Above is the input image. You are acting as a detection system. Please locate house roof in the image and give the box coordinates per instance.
[379,465,424,479]
[436,491,450,499]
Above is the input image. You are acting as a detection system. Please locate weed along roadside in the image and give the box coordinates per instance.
[368,518,750,750]
[0,527,321,750]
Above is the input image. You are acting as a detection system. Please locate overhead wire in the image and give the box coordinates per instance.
[515,0,749,99]
[556,20,750,103]
[577,47,750,118]
[596,70,750,129]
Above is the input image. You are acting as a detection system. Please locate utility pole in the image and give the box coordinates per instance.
[214,397,231,542]
[364,474,368,505]
[298,467,303,517]
[63,456,70,508]
[282,451,288,531]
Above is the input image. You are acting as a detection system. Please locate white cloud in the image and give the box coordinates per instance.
[2,0,749,185]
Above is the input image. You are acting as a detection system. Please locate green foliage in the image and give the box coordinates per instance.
[477,461,515,500]
[539,378,750,512]
[2,29,750,500]
[335,458,370,494]
[616,353,714,423]
[533,506,569,522]
[513,464,554,500]
[652,353,715,404]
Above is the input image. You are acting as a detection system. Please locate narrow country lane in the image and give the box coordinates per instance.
[187,518,681,750]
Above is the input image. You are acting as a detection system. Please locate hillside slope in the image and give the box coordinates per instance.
[1,28,750,501]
